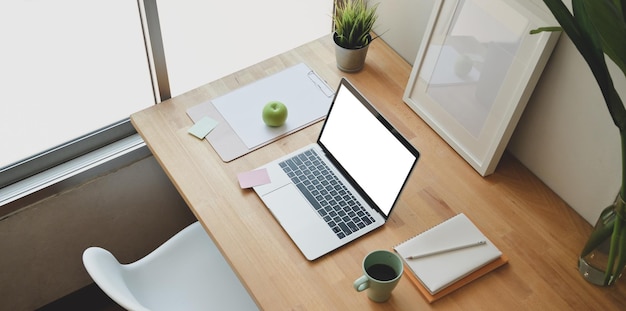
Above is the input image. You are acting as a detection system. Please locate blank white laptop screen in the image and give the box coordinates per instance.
[319,84,417,216]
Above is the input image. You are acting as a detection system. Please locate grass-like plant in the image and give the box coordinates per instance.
[532,0,626,285]
[333,0,380,49]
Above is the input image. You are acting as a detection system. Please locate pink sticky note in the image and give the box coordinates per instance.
[237,168,271,189]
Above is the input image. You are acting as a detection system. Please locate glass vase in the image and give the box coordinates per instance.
[578,193,626,286]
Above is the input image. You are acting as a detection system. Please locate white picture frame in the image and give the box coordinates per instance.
[403,0,560,176]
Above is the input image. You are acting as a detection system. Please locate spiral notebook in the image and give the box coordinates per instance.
[394,213,507,302]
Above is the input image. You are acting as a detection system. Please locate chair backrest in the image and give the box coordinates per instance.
[82,247,150,311]
[83,222,258,311]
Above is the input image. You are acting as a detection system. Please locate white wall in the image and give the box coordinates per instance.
[373,0,625,224]
[371,0,433,64]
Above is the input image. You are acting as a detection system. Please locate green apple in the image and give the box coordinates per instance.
[262,101,288,127]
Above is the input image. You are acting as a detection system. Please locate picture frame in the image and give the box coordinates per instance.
[403,0,560,176]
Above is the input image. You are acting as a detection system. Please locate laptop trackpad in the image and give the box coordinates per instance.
[262,184,319,235]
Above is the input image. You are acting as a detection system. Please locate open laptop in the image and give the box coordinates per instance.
[253,78,420,260]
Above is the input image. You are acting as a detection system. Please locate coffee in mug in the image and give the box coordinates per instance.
[366,263,398,281]
[353,250,403,302]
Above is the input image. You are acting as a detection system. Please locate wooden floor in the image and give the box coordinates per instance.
[36,284,124,311]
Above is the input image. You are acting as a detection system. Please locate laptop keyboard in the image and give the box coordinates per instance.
[279,149,376,239]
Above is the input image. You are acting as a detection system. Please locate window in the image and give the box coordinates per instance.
[156,0,332,96]
[0,0,154,186]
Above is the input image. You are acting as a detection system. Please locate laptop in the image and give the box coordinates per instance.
[253,78,420,260]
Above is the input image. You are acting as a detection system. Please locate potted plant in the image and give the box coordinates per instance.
[532,0,626,286]
[333,0,380,72]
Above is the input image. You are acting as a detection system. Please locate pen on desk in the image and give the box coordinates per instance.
[406,240,487,260]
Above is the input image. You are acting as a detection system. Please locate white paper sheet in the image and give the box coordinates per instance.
[212,63,334,149]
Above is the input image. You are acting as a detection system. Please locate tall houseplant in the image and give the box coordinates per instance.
[532,0,626,286]
[333,0,380,72]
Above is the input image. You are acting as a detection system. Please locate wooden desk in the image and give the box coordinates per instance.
[131,35,625,310]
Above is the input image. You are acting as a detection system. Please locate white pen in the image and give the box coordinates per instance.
[406,240,487,260]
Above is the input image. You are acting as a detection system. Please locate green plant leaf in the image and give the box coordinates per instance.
[541,0,626,130]
[577,0,626,131]
[529,26,562,34]
[583,0,626,77]
[581,217,615,256]
[611,222,626,283]
[333,0,379,48]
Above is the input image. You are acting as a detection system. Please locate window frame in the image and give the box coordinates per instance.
[0,120,137,187]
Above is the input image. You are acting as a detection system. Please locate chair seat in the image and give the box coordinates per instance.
[83,221,258,311]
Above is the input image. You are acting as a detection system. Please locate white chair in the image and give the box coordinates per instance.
[82,221,258,311]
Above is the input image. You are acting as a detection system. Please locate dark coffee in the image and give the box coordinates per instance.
[366,263,398,281]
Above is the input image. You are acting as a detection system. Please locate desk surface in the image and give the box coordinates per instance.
[131,35,625,310]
